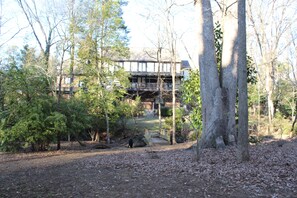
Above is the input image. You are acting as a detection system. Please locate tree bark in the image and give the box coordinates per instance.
[291,97,297,132]
[171,41,177,145]
[196,0,223,148]
[266,62,274,134]
[69,0,76,97]
[56,40,67,150]
[104,109,110,144]
[171,61,176,144]
[157,48,162,135]
[221,0,238,143]
[237,0,250,162]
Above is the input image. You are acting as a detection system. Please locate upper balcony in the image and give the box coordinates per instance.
[115,61,183,77]
[113,48,190,78]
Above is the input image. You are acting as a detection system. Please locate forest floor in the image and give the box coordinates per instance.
[0,137,297,198]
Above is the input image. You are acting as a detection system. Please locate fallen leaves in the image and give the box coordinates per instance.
[0,138,296,197]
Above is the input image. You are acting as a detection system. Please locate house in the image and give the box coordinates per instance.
[56,48,190,109]
[114,48,190,110]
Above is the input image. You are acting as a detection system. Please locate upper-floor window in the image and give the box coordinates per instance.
[123,61,130,71]
[131,62,138,72]
[118,61,181,73]
[138,62,147,72]
[163,63,171,72]
[147,62,154,72]
[154,63,159,72]
[176,63,181,73]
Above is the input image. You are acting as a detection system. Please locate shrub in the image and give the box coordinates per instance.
[161,107,172,117]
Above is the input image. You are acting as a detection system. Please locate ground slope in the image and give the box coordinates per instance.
[0,139,296,198]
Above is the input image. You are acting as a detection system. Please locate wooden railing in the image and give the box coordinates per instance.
[129,83,180,91]
[58,82,180,93]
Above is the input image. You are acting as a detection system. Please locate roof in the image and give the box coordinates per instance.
[181,60,191,70]
[121,48,180,62]
[118,48,190,70]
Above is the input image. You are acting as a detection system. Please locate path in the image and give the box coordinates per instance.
[148,131,170,146]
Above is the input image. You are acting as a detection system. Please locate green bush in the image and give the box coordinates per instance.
[164,108,189,142]
[161,107,172,117]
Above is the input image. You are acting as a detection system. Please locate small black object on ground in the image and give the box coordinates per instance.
[128,138,134,148]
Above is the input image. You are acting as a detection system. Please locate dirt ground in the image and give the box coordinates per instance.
[0,138,297,198]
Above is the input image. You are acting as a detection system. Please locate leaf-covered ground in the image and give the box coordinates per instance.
[0,138,296,197]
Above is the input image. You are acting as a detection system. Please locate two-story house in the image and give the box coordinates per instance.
[114,49,190,110]
[57,48,190,110]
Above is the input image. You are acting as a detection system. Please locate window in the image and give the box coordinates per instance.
[131,62,138,72]
[64,77,71,84]
[163,63,171,72]
[154,63,159,72]
[147,62,154,72]
[130,77,137,83]
[124,61,130,71]
[145,78,157,83]
[176,63,181,73]
[138,62,147,72]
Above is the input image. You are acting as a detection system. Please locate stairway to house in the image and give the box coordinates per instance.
[147,131,170,146]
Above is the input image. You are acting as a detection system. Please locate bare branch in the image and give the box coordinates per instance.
[16,0,44,53]
[225,1,238,13]
[0,25,28,48]
[213,0,223,11]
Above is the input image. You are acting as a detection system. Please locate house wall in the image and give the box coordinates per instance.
[119,61,182,74]
[56,58,187,112]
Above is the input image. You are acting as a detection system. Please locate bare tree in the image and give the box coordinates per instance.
[196,0,249,155]
[68,0,77,97]
[221,0,239,144]
[247,0,297,133]
[140,0,189,143]
[237,0,250,162]
[195,0,223,148]
[165,0,178,144]
[55,35,68,150]
[287,32,297,133]
[0,0,27,49]
[15,0,65,71]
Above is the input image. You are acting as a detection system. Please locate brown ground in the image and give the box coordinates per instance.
[0,138,297,198]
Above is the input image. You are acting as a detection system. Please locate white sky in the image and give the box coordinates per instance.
[0,0,198,67]
[1,0,296,70]
[122,0,198,67]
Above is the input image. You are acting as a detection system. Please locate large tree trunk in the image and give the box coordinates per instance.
[196,0,223,148]
[237,0,250,162]
[221,0,239,144]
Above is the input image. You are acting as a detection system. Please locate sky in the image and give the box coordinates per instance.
[122,0,198,67]
[2,0,295,71]
[0,0,198,68]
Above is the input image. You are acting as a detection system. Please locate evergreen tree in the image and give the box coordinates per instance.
[76,0,129,144]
